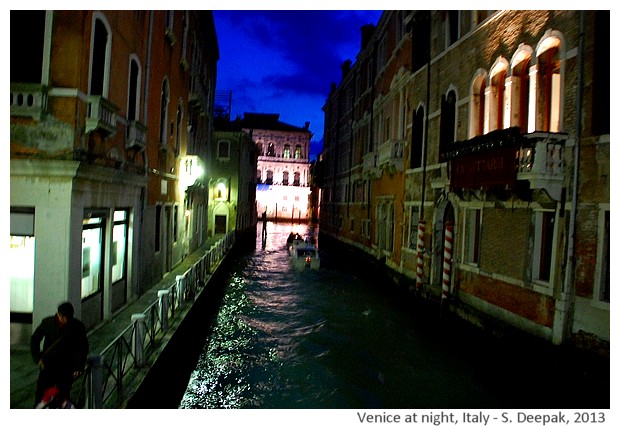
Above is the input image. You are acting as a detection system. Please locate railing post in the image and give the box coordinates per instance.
[158,289,170,331]
[176,274,185,306]
[131,313,146,368]
[88,354,103,409]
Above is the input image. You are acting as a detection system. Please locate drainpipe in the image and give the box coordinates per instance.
[557,11,585,345]
[420,11,431,222]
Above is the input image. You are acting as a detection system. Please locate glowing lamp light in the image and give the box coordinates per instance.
[179,155,203,189]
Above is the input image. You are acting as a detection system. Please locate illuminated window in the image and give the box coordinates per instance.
[470,73,486,137]
[10,209,35,315]
[82,215,105,299]
[112,210,128,283]
[283,145,291,158]
[295,145,302,159]
[536,37,561,132]
[487,60,508,132]
[511,48,532,132]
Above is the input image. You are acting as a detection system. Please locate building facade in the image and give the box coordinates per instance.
[10,11,218,339]
[320,10,609,347]
[210,123,258,238]
[238,113,313,222]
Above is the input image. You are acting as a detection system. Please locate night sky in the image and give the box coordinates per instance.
[213,10,384,159]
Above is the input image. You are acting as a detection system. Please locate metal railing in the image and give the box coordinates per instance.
[73,231,235,408]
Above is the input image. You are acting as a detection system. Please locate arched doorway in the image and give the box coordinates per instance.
[214,203,229,235]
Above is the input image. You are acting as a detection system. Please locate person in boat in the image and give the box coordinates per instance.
[286,232,295,250]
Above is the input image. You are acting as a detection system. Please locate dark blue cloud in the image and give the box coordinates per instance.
[213,10,383,152]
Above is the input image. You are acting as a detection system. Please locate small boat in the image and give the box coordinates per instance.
[289,238,320,270]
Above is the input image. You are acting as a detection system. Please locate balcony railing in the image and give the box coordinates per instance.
[10,83,47,120]
[72,231,236,408]
[86,96,119,136]
[444,128,566,200]
[362,151,381,179]
[377,139,405,173]
[517,132,567,200]
[126,120,147,150]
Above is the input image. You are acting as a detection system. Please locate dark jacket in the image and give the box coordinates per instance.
[31,315,89,374]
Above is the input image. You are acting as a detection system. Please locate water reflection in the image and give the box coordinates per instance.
[179,222,608,409]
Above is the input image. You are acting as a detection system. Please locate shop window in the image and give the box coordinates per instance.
[10,209,35,315]
[112,210,128,283]
[82,215,105,299]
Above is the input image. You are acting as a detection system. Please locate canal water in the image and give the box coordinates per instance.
[179,222,609,410]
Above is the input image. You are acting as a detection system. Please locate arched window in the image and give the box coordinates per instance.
[266,170,273,185]
[90,14,112,97]
[440,89,457,151]
[282,171,289,185]
[175,100,183,156]
[536,36,562,132]
[256,142,264,156]
[510,47,532,132]
[295,145,303,159]
[283,145,291,158]
[159,78,170,146]
[469,72,486,137]
[266,143,275,156]
[257,169,262,183]
[410,105,425,168]
[487,60,508,132]
[127,56,141,123]
[293,172,301,186]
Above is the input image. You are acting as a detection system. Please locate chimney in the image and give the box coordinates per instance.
[341,59,352,80]
[304,121,310,130]
[361,24,375,50]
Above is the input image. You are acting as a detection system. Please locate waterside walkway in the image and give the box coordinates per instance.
[10,231,236,409]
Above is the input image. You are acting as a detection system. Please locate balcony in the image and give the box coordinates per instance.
[86,96,119,136]
[377,139,405,174]
[444,128,566,200]
[126,120,147,150]
[517,132,567,200]
[10,83,47,120]
[362,152,380,179]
